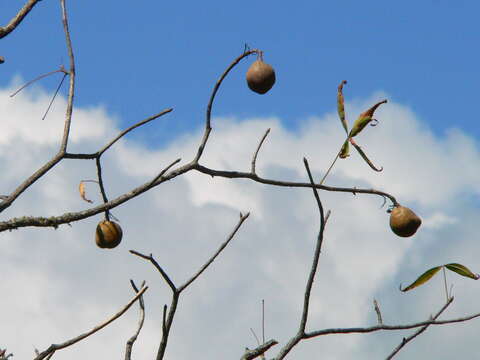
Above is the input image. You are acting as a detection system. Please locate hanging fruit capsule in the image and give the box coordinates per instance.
[246,55,276,94]
[389,205,421,237]
[95,220,123,249]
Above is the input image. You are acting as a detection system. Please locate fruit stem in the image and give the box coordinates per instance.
[319,136,349,185]
[442,266,449,302]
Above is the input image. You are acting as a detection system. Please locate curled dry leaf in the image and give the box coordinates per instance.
[79,181,93,203]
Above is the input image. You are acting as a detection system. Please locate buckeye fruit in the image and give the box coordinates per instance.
[246,59,276,94]
[95,220,123,249]
[389,205,421,237]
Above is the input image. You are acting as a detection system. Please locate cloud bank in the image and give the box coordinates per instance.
[1,83,479,359]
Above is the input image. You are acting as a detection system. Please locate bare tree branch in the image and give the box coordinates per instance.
[251,128,271,174]
[131,212,250,360]
[194,164,398,205]
[178,212,250,292]
[194,49,259,162]
[129,251,177,292]
[385,297,454,359]
[273,158,328,360]
[34,285,148,360]
[10,67,67,98]
[374,299,383,325]
[241,340,278,360]
[125,280,146,360]
[98,108,173,156]
[0,159,397,232]
[64,108,174,160]
[0,0,42,39]
[59,0,75,153]
[304,305,480,339]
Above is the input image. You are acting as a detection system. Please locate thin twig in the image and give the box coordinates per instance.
[251,128,271,174]
[241,340,278,360]
[10,67,67,97]
[156,293,179,360]
[250,328,261,346]
[125,280,146,360]
[129,250,177,292]
[42,73,67,120]
[385,297,454,359]
[262,299,265,344]
[0,0,43,38]
[162,305,168,336]
[95,157,110,220]
[34,285,148,360]
[299,158,325,332]
[194,49,259,162]
[59,0,76,153]
[373,299,383,325]
[319,147,342,185]
[98,108,173,156]
[442,266,449,303]
[178,212,250,292]
[150,158,182,185]
[273,158,327,360]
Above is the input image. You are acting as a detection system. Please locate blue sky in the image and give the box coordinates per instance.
[2,1,480,144]
[2,2,480,359]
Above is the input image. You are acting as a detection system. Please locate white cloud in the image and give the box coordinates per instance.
[1,83,479,359]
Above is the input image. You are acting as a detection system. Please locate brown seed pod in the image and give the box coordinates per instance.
[389,205,421,237]
[95,220,123,249]
[246,59,276,94]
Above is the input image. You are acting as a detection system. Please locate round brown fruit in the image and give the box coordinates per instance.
[95,220,123,249]
[389,206,421,237]
[246,59,276,94]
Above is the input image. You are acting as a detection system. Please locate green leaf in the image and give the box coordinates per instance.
[400,266,442,292]
[337,80,348,134]
[445,263,480,280]
[339,140,350,159]
[349,99,387,138]
[350,141,383,172]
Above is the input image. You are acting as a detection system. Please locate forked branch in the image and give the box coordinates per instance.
[131,212,250,360]
[34,285,148,360]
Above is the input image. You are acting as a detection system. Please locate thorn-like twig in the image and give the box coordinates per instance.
[251,128,271,174]
[373,299,383,325]
[42,72,67,120]
[10,66,67,98]
[125,280,146,360]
